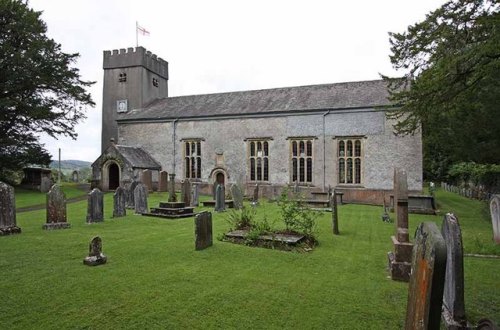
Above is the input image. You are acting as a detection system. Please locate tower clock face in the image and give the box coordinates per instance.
[117,99,128,113]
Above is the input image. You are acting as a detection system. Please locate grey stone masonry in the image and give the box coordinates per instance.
[0,181,21,235]
[44,184,70,230]
[215,184,225,212]
[103,47,169,79]
[181,179,191,206]
[83,236,107,266]
[86,188,104,223]
[441,213,473,329]
[141,169,153,192]
[231,184,243,210]
[489,195,500,244]
[113,186,127,218]
[168,173,177,202]
[158,171,168,192]
[195,211,213,250]
[405,222,447,330]
[134,183,148,214]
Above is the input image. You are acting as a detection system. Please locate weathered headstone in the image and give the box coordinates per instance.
[195,211,213,250]
[405,222,447,330]
[191,183,199,207]
[83,236,107,266]
[252,184,259,206]
[158,170,168,192]
[441,213,472,329]
[126,181,138,209]
[489,195,500,244]
[181,179,191,206]
[231,184,244,210]
[141,169,153,192]
[113,186,126,218]
[293,181,300,194]
[134,183,148,214]
[331,190,339,235]
[40,176,51,193]
[215,184,225,212]
[0,181,21,235]
[44,184,71,230]
[388,168,413,281]
[382,196,391,223]
[168,173,177,202]
[86,188,104,223]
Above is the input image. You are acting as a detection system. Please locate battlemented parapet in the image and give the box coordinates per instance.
[103,47,168,79]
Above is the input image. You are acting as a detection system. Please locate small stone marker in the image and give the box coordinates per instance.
[331,190,339,235]
[158,170,168,192]
[134,183,148,214]
[252,184,259,206]
[441,213,472,329]
[113,186,126,218]
[231,184,244,210]
[215,184,225,212]
[405,222,447,330]
[44,184,71,230]
[141,169,153,192]
[126,181,138,209]
[181,179,191,206]
[83,236,107,266]
[195,211,213,250]
[86,188,104,223]
[191,183,199,207]
[0,181,21,235]
[489,195,500,244]
[168,173,177,202]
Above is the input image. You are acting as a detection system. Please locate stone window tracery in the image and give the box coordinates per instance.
[248,140,269,182]
[338,137,363,184]
[290,139,313,183]
[184,140,202,179]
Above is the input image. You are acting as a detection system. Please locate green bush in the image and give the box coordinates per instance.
[448,162,500,191]
[225,206,256,230]
[277,188,318,239]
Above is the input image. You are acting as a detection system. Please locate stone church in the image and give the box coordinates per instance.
[92,46,422,204]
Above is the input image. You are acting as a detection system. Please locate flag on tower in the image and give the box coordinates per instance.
[137,23,150,36]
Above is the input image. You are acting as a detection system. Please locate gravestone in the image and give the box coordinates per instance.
[191,183,199,207]
[72,171,79,183]
[195,211,213,250]
[40,176,51,193]
[215,184,225,212]
[113,186,126,218]
[231,184,244,210]
[126,181,138,209]
[168,173,177,202]
[0,181,21,235]
[181,179,191,206]
[86,188,104,223]
[293,181,300,194]
[141,169,153,192]
[489,195,500,244]
[252,184,259,206]
[331,190,339,235]
[388,168,413,281]
[44,184,71,230]
[158,171,168,192]
[405,222,447,330]
[134,183,148,214]
[441,213,472,329]
[382,196,391,223]
[83,236,107,266]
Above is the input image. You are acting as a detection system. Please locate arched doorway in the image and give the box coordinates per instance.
[108,163,120,190]
[216,172,225,186]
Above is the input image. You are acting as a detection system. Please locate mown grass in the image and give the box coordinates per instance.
[0,188,498,329]
[14,183,88,209]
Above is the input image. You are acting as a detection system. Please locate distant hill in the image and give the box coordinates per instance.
[50,160,92,170]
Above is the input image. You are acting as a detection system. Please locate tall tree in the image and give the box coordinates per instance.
[0,0,94,183]
[383,0,500,180]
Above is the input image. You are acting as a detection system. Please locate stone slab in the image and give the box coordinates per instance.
[195,211,213,250]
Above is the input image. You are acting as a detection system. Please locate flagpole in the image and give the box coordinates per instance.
[136,21,138,47]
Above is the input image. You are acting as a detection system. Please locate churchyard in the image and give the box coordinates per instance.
[0,186,498,329]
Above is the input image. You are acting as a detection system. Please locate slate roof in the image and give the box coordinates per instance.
[115,145,161,169]
[118,79,392,121]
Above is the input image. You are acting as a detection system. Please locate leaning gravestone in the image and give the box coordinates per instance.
[489,195,500,244]
[83,236,107,266]
[158,170,168,192]
[0,181,21,235]
[86,188,104,223]
[191,183,199,207]
[181,179,191,206]
[231,184,243,210]
[126,181,139,209]
[134,183,148,214]
[141,169,153,192]
[43,184,71,230]
[405,222,447,330]
[113,186,126,218]
[441,213,472,329]
[195,211,213,250]
[168,173,177,202]
[215,184,225,212]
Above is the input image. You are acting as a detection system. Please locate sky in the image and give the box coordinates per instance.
[29,0,447,162]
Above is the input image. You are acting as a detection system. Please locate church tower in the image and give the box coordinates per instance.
[101,47,169,152]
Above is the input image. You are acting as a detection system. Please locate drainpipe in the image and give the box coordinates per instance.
[172,118,178,175]
[322,110,331,192]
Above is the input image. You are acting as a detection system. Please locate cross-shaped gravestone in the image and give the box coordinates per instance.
[44,184,71,230]
[195,211,213,250]
[0,181,21,235]
[113,186,126,218]
[86,188,104,223]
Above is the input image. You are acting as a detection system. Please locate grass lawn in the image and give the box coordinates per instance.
[1,188,498,329]
[14,183,88,209]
